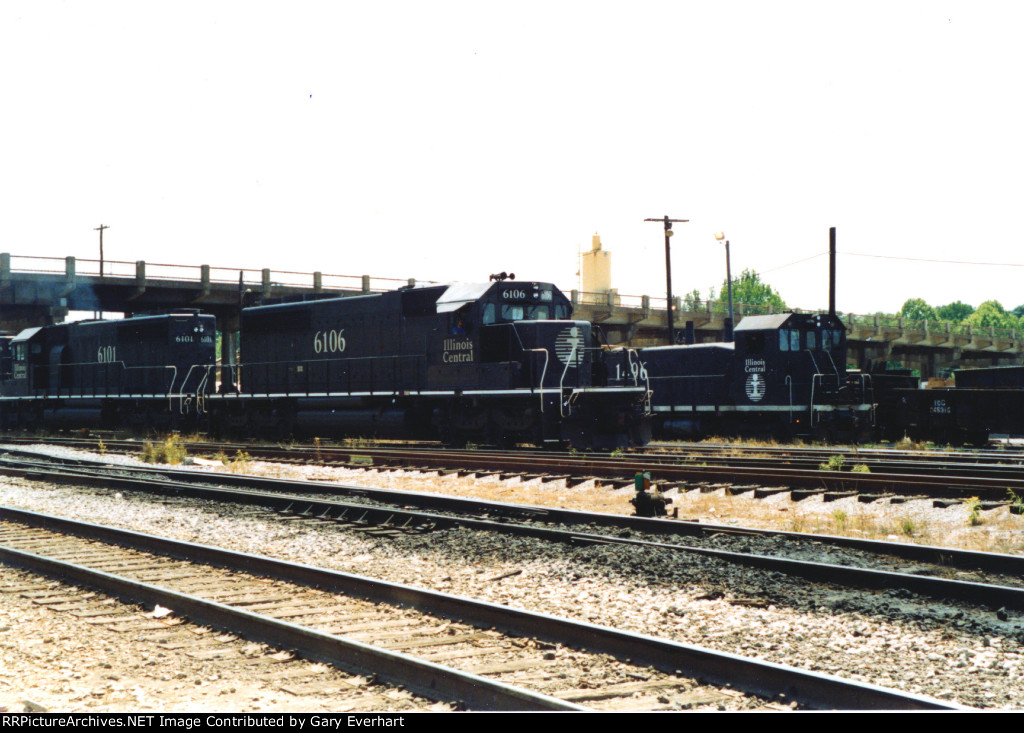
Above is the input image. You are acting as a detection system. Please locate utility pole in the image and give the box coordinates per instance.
[644,215,689,345]
[94,224,109,276]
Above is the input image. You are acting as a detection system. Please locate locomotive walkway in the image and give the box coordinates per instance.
[1,253,1019,379]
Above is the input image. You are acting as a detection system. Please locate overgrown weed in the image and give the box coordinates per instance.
[139,435,187,465]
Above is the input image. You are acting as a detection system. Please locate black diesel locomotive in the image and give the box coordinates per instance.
[0,281,652,449]
[8,275,1020,447]
[0,311,216,432]
[640,312,874,440]
[217,279,651,448]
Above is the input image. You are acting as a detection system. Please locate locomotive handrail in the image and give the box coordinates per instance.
[860,372,877,426]
[823,348,841,377]
[193,365,218,414]
[524,348,549,414]
[626,348,652,414]
[558,343,578,418]
[32,360,178,399]
[785,375,795,423]
[174,364,214,414]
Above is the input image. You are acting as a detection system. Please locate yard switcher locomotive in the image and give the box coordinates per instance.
[640,311,874,441]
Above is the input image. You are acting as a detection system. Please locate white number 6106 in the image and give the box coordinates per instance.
[313,329,346,354]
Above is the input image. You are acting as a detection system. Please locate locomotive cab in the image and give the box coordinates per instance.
[437,281,591,390]
[732,313,848,406]
[642,311,868,441]
[732,312,866,438]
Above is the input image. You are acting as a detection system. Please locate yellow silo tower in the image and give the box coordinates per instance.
[580,233,612,302]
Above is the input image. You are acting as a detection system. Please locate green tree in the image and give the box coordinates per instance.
[935,301,975,323]
[1012,304,1024,319]
[965,300,1020,331]
[716,269,787,312]
[682,288,705,311]
[899,298,937,322]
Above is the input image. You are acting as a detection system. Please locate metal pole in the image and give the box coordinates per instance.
[664,221,674,345]
[725,239,734,341]
[94,224,109,276]
[829,227,836,317]
[645,216,689,345]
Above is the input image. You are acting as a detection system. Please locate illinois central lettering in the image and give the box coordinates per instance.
[443,338,474,363]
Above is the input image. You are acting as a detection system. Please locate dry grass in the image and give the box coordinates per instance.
[118,436,1024,557]
[667,485,1024,555]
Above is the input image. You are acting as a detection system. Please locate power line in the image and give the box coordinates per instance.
[759,252,826,274]
[761,250,1024,275]
[843,252,1024,267]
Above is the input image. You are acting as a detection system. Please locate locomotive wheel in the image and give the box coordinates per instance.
[562,424,593,452]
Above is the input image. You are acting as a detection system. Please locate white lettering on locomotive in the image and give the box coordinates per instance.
[97,345,117,363]
[503,289,527,299]
[744,358,766,373]
[442,337,474,363]
[313,329,347,354]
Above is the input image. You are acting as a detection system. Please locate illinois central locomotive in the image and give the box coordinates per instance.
[640,312,872,440]
[217,279,651,448]
[0,280,651,449]
[0,311,216,432]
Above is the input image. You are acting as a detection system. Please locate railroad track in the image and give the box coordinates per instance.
[4,448,1024,614]
[4,434,1024,505]
[0,507,959,711]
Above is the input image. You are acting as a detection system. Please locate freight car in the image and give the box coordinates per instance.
[0,311,216,432]
[639,312,874,441]
[871,364,1024,446]
[213,279,652,449]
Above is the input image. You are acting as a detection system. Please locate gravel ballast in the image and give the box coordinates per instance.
[2,444,1023,711]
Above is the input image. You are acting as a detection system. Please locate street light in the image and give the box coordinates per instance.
[714,232,734,341]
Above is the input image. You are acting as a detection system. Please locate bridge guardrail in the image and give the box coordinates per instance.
[4,255,1019,344]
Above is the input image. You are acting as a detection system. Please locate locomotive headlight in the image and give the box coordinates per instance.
[540,291,552,301]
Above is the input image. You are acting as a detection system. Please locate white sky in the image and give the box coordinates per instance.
[3,1,1023,316]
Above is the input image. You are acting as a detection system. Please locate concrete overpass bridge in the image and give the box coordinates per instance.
[1,253,1019,380]
[570,290,1024,378]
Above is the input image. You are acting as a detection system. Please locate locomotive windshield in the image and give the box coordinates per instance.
[482,302,570,324]
[778,327,844,352]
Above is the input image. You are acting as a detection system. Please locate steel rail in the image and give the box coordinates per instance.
[0,506,963,711]
[5,448,1024,575]
[5,436,1024,498]
[0,546,579,711]
[5,455,1024,610]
